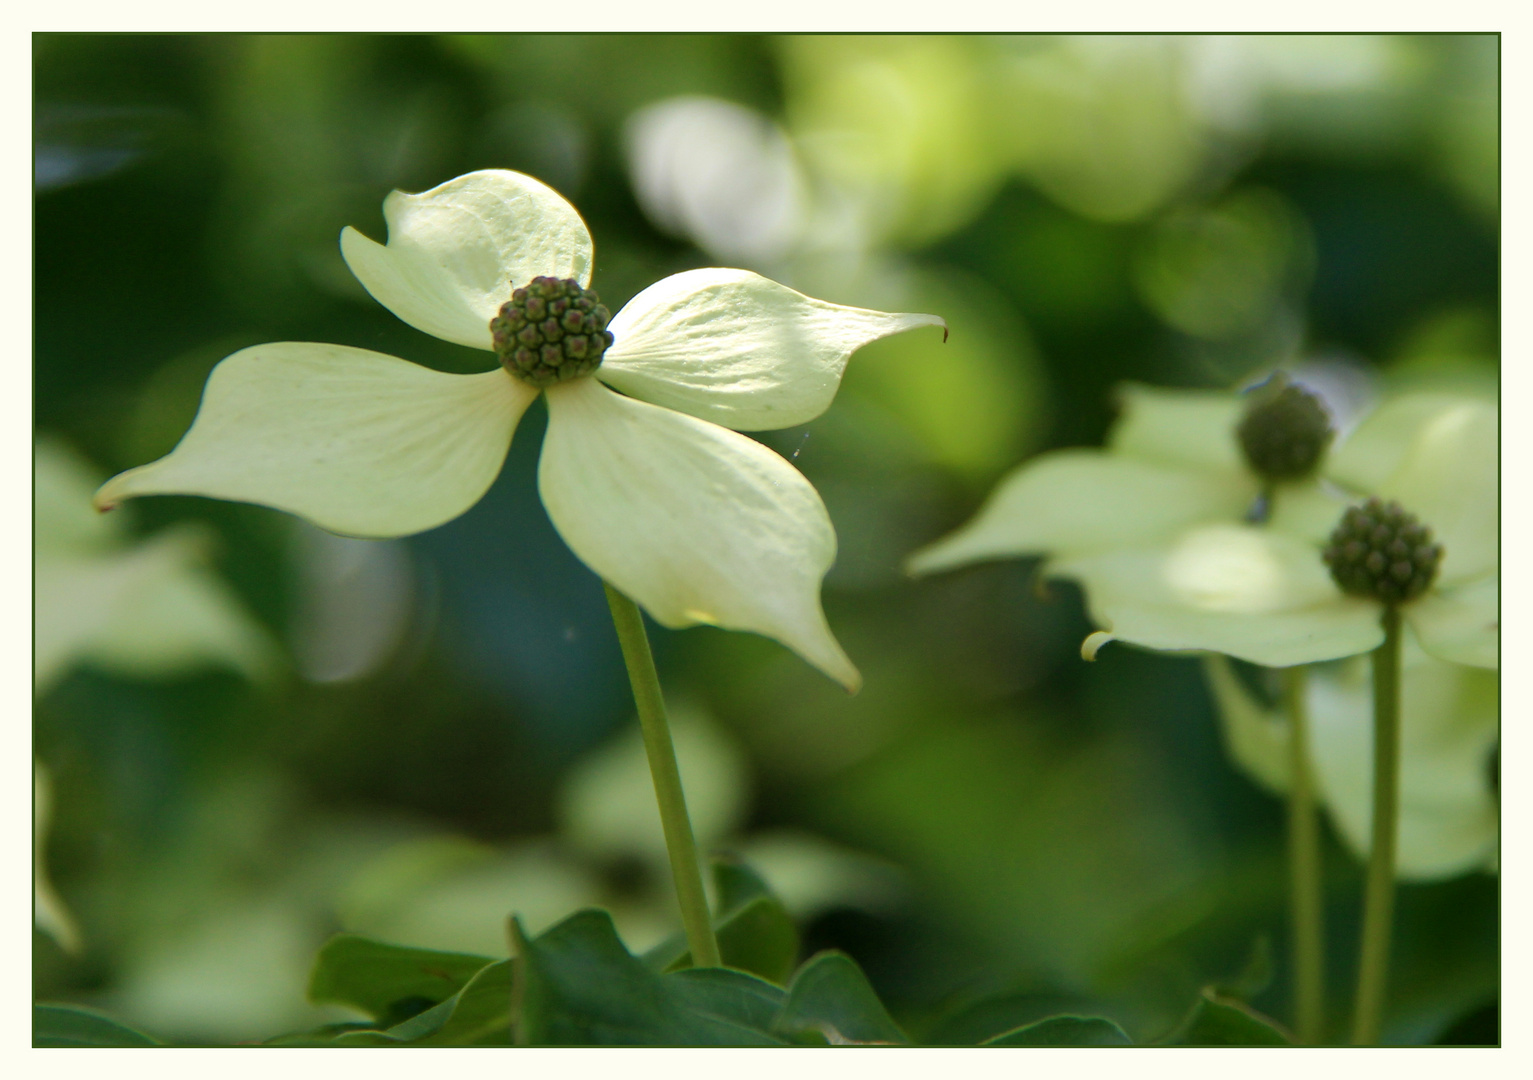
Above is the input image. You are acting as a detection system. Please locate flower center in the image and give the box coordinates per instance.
[1322,497,1443,606]
[491,276,614,388]
[1237,376,1334,484]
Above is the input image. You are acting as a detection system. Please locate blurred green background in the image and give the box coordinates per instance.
[33,33,1498,1046]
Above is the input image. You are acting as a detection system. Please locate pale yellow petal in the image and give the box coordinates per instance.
[88,560,281,684]
[35,541,183,692]
[35,528,280,692]
[1376,398,1497,585]
[1053,524,1385,666]
[539,378,858,690]
[1328,390,1496,494]
[907,450,1253,575]
[1106,382,1244,476]
[1309,648,1499,880]
[34,761,81,953]
[1201,654,1289,794]
[35,438,124,555]
[1409,574,1498,670]
[341,169,594,349]
[600,267,945,431]
[95,343,535,539]
[1265,480,1350,545]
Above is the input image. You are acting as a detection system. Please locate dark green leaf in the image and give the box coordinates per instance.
[774,951,906,1045]
[263,1022,388,1047]
[1433,999,1498,1046]
[514,909,785,1046]
[984,1015,1132,1046]
[407,960,514,1046]
[325,960,515,1047]
[34,1003,162,1047]
[644,858,800,985]
[306,934,495,1023]
[919,989,1108,1045]
[668,966,788,1032]
[714,896,799,986]
[1161,988,1292,1046]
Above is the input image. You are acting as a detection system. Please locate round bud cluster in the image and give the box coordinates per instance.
[491,276,614,387]
[1237,380,1334,483]
[1322,497,1443,605]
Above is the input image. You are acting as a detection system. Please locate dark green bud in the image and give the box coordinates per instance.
[491,275,614,387]
[1322,497,1443,606]
[1237,376,1334,484]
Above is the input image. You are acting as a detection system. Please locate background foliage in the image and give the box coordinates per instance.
[34,33,1498,1046]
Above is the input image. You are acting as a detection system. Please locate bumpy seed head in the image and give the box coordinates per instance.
[490,276,614,387]
[1322,497,1443,605]
[1237,377,1335,483]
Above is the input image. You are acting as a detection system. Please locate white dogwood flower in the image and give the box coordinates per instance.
[1053,394,1497,669]
[96,170,944,690]
[911,384,1496,671]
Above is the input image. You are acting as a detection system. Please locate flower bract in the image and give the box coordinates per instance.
[95,170,945,691]
[1204,647,1497,880]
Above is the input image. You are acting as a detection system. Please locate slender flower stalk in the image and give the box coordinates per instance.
[1283,665,1325,1045]
[1352,606,1403,1046]
[604,583,722,968]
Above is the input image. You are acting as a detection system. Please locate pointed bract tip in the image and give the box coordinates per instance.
[903,540,959,579]
[1081,631,1115,662]
[92,474,130,514]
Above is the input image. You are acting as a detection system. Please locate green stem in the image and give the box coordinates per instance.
[1283,665,1325,1045]
[602,582,722,968]
[1351,606,1402,1046]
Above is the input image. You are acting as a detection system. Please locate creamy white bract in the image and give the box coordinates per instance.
[96,170,945,691]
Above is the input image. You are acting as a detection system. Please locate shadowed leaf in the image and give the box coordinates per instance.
[984,1015,1133,1046]
[1161,988,1292,1046]
[34,1003,162,1047]
[306,933,495,1023]
[644,858,800,985]
[773,951,907,1045]
[514,909,786,1045]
